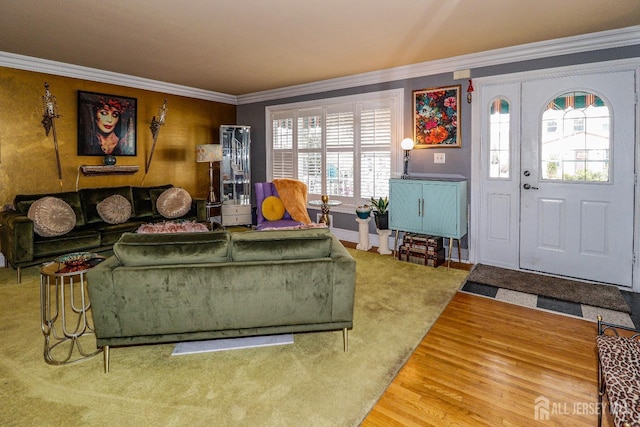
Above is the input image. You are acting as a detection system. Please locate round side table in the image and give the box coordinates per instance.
[309,195,342,227]
[40,255,104,365]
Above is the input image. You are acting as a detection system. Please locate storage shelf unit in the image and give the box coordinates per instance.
[220,125,251,226]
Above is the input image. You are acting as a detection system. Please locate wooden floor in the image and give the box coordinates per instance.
[361,292,615,426]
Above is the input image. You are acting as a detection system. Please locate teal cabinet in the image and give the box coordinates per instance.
[389,179,467,239]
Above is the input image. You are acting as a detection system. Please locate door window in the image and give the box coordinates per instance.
[489,98,510,179]
[540,92,610,182]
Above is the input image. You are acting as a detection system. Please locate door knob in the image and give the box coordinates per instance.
[523,183,539,190]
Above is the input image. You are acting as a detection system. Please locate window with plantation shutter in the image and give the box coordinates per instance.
[266,89,403,208]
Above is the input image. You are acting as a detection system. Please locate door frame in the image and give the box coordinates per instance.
[470,57,640,291]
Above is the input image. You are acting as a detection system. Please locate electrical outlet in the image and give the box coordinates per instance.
[434,153,446,164]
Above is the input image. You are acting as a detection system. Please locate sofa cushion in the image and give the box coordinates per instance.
[262,196,285,221]
[155,187,192,219]
[27,197,77,237]
[114,231,230,266]
[15,191,85,227]
[131,184,172,219]
[97,195,132,224]
[231,228,332,262]
[79,186,134,225]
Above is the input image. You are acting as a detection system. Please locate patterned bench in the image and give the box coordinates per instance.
[596,316,640,427]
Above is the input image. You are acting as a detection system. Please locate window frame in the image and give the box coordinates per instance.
[265,89,404,210]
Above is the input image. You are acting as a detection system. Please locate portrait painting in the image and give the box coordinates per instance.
[77,91,137,156]
[413,85,461,148]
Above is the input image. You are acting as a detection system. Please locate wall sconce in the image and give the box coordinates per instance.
[146,98,168,175]
[401,138,415,179]
[196,144,223,203]
[467,79,474,104]
[41,82,63,189]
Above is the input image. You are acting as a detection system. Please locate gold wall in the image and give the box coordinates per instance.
[0,66,236,206]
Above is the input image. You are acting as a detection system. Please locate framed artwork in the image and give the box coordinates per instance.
[413,85,461,148]
[77,90,137,156]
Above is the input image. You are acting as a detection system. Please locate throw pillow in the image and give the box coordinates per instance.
[27,196,76,237]
[156,187,192,219]
[97,194,132,224]
[262,196,285,221]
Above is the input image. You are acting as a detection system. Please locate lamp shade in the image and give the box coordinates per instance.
[196,144,223,162]
[401,138,415,150]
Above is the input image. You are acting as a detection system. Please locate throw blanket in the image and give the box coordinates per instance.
[273,179,312,224]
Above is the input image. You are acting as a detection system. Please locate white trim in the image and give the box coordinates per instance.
[0,26,637,105]
[470,58,640,289]
[264,88,405,200]
[0,51,237,104]
[237,25,640,104]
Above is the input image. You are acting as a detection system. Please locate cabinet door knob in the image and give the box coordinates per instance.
[422,198,425,217]
[418,199,421,216]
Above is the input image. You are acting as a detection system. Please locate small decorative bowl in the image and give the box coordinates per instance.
[356,206,372,219]
[57,252,98,265]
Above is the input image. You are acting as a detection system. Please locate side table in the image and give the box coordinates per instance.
[40,254,104,365]
[309,195,342,227]
[206,201,223,229]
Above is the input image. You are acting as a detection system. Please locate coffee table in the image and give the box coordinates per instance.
[40,253,105,365]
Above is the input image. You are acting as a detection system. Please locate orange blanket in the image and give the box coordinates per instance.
[273,179,312,224]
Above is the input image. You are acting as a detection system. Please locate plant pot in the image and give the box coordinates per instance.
[374,213,388,230]
[356,206,372,219]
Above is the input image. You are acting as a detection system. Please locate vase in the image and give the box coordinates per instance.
[356,206,372,219]
[103,155,117,166]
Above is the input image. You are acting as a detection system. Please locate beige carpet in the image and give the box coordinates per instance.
[0,249,468,427]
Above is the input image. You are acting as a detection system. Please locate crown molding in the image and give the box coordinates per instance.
[1,26,638,107]
[237,25,640,105]
[0,51,237,105]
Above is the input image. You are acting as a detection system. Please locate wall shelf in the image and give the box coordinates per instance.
[75,165,140,190]
[79,165,140,176]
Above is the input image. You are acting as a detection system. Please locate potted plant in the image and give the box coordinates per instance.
[370,196,389,229]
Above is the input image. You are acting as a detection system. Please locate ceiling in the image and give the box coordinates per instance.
[0,1,639,96]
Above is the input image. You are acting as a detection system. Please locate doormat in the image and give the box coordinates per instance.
[466,264,630,313]
[172,334,294,356]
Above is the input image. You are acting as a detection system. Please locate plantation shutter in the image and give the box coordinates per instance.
[271,114,294,179]
[297,109,322,194]
[360,100,392,200]
[326,104,355,197]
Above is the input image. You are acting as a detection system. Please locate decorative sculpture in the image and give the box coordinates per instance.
[144,98,168,180]
[41,82,63,190]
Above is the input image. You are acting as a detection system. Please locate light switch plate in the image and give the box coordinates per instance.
[434,153,446,164]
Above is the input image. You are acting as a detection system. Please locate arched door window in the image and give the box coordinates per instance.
[489,98,510,179]
[540,92,610,182]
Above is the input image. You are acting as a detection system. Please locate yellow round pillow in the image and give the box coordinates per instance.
[262,196,285,221]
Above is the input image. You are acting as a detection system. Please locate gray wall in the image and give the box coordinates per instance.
[238,45,640,233]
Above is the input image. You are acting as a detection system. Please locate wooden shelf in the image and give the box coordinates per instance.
[79,165,140,176]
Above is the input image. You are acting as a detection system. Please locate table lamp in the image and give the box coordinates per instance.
[196,144,223,203]
[401,138,415,179]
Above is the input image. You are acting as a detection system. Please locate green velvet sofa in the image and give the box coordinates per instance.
[0,184,206,282]
[86,228,356,372]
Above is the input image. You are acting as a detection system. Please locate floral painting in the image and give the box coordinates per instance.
[413,85,460,148]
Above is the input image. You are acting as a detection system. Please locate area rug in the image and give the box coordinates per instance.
[466,263,629,313]
[0,249,468,426]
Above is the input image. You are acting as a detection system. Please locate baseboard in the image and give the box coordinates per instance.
[331,227,470,262]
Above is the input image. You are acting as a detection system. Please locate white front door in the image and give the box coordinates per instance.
[519,71,636,286]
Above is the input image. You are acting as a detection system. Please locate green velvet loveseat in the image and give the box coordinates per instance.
[0,184,206,282]
[86,227,356,372]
